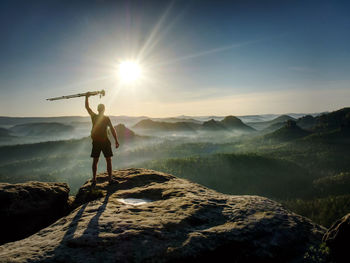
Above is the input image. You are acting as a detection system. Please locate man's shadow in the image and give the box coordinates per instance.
[80,187,114,239]
[55,186,115,252]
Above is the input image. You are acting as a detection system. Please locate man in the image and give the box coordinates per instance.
[85,93,119,184]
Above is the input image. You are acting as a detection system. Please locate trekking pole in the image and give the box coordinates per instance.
[46,90,105,101]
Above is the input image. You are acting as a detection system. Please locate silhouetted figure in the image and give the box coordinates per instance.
[85,93,119,184]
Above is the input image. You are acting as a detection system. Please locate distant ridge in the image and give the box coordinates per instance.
[133,116,255,133]
[113,124,151,143]
[133,119,199,132]
[0,128,12,137]
[220,115,255,131]
[114,124,136,140]
[264,120,311,141]
[202,119,225,130]
[150,117,202,124]
[296,115,317,130]
[313,107,350,132]
[248,115,296,130]
[9,122,74,137]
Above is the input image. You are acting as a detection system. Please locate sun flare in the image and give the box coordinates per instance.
[118,61,142,84]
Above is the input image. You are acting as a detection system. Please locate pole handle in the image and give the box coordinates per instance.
[46,89,105,101]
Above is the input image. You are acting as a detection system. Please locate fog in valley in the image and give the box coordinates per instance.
[1,108,350,227]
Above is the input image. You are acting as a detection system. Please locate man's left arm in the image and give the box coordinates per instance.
[107,118,119,148]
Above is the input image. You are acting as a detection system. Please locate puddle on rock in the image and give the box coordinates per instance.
[117,198,153,206]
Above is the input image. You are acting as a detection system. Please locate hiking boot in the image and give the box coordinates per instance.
[91,179,97,187]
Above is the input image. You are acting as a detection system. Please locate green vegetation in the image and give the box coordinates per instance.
[9,122,74,136]
[313,172,350,196]
[304,243,332,263]
[0,107,350,227]
[144,153,314,199]
[283,195,350,227]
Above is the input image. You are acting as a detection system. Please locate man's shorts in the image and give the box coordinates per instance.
[91,140,113,158]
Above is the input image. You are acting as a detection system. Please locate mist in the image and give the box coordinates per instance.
[1,108,350,228]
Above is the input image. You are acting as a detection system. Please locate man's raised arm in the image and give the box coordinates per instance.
[85,94,94,116]
[108,119,119,149]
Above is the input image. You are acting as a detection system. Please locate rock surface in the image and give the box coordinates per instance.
[0,168,325,262]
[0,181,70,245]
[323,213,350,263]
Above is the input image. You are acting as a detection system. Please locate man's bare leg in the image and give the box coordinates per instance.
[92,157,99,183]
[106,157,112,181]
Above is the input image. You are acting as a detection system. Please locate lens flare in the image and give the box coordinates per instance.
[118,61,142,84]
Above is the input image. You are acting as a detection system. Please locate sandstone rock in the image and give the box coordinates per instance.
[0,168,325,262]
[0,181,70,245]
[323,213,350,262]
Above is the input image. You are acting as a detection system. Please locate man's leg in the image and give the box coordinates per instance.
[106,157,112,181]
[92,157,99,182]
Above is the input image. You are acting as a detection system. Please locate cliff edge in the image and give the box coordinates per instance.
[0,168,325,262]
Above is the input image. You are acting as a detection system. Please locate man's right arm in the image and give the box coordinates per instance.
[85,94,95,116]
[107,118,119,149]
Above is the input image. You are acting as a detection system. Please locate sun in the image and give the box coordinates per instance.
[118,61,142,84]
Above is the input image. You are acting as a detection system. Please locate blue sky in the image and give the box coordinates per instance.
[1,0,350,117]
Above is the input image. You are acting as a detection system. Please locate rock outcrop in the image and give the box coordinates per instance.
[323,213,350,263]
[0,168,325,262]
[0,181,70,245]
[114,124,136,141]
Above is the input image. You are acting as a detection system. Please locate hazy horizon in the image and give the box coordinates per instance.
[0,108,326,119]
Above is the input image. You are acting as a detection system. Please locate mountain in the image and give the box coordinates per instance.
[262,122,285,133]
[113,124,146,143]
[150,117,202,124]
[237,114,277,123]
[296,115,317,130]
[178,114,281,123]
[313,107,350,132]
[0,116,87,126]
[263,112,342,135]
[264,120,311,141]
[202,119,225,130]
[0,128,16,144]
[220,115,255,131]
[114,124,136,138]
[134,116,254,133]
[272,115,296,123]
[133,119,200,132]
[294,108,350,142]
[9,122,74,136]
[0,168,325,262]
[248,115,296,130]
[0,128,12,137]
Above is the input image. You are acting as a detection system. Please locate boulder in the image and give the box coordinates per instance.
[323,213,350,262]
[0,168,325,262]
[0,181,70,245]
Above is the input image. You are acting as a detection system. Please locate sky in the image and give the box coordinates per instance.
[1,0,350,117]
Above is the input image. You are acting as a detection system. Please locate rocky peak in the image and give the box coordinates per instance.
[114,123,136,141]
[202,119,224,130]
[323,212,350,262]
[221,115,242,125]
[0,168,325,262]
[0,181,70,245]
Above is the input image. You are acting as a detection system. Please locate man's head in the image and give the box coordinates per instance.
[97,104,105,114]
